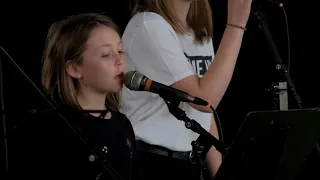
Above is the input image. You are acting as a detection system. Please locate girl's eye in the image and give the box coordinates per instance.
[102,54,111,58]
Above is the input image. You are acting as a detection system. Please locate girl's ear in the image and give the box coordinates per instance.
[65,60,82,79]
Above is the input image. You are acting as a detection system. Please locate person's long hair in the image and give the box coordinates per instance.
[132,0,213,44]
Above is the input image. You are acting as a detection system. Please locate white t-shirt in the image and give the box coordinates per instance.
[121,12,214,152]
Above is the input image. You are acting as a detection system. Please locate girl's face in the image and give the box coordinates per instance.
[68,25,126,94]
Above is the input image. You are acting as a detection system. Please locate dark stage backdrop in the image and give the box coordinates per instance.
[1,0,316,179]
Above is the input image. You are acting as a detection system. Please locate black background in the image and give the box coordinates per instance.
[1,0,317,179]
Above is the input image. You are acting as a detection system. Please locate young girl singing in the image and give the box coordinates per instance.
[11,13,143,180]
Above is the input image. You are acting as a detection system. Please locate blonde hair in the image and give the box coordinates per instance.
[41,13,121,111]
[133,0,213,43]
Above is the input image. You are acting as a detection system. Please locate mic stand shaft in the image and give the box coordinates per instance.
[254,10,303,109]
[0,46,124,180]
[163,98,229,180]
[166,99,229,154]
[0,49,9,177]
[254,10,320,155]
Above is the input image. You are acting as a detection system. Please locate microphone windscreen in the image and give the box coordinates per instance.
[123,71,144,90]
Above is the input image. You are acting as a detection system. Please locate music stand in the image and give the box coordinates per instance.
[214,109,320,180]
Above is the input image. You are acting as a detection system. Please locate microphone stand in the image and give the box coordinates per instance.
[0,48,9,178]
[254,9,303,109]
[0,46,124,180]
[254,9,320,154]
[162,96,229,180]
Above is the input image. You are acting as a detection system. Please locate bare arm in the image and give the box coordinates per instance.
[171,26,245,112]
[171,0,252,112]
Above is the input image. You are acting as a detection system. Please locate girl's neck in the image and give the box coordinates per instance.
[76,90,106,111]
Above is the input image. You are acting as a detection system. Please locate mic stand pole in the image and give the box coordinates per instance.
[254,10,320,154]
[254,9,303,109]
[0,49,9,178]
[0,46,124,180]
[163,98,229,180]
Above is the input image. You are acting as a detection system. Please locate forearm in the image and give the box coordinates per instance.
[200,26,245,108]
[205,115,223,177]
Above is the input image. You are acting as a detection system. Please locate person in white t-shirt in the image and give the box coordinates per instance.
[121,0,252,179]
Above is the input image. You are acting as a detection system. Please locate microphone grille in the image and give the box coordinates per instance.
[124,71,144,90]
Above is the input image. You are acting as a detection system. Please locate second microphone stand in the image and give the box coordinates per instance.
[162,96,229,180]
[255,9,303,109]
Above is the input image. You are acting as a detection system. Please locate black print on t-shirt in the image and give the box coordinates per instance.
[184,53,212,77]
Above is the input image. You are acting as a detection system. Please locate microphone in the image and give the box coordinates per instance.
[124,71,209,106]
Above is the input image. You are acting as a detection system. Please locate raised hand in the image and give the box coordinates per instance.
[227,0,253,27]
